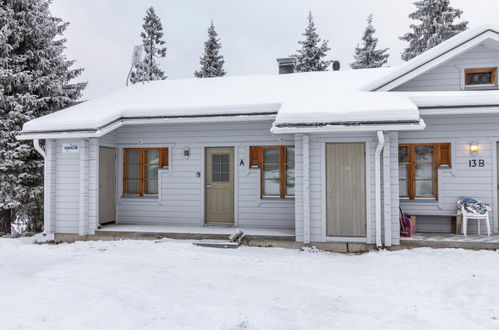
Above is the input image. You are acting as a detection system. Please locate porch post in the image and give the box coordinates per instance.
[383,133,392,246]
[79,139,89,236]
[303,134,311,244]
[44,140,56,234]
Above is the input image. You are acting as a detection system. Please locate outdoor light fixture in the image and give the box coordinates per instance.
[470,142,479,155]
[184,146,190,159]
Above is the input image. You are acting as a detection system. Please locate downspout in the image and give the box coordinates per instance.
[375,131,385,248]
[33,139,46,158]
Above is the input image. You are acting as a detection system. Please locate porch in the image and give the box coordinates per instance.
[399,233,499,250]
[95,223,295,241]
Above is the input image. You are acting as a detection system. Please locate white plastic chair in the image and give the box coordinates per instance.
[459,205,491,236]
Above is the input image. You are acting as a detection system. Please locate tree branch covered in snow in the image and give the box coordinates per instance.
[293,12,332,72]
[195,21,226,78]
[351,15,389,69]
[400,0,468,61]
[0,0,86,233]
[129,7,167,84]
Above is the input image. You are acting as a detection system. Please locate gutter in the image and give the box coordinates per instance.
[374,131,385,248]
[271,120,426,134]
[17,113,278,140]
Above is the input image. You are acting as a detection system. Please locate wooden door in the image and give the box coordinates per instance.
[99,147,116,225]
[205,147,234,224]
[326,143,366,237]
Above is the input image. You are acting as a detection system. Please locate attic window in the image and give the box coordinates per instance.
[464,67,497,87]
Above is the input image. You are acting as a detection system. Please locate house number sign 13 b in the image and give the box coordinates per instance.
[469,159,485,168]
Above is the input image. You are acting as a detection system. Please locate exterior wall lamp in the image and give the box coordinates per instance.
[469,142,479,155]
[184,146,190,159]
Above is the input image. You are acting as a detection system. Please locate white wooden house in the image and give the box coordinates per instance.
[17,25,499,248]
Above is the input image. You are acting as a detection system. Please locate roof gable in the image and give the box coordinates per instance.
[365,26,499,92]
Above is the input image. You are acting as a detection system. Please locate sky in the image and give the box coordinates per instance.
[50,0,499,100]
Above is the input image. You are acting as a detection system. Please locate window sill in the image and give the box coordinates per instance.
[121,195,159,201]
[400,198,438,205]
[260,196,295,201]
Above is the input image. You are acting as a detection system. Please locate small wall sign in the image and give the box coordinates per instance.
[62,143,80,153]
[469,159,485,168]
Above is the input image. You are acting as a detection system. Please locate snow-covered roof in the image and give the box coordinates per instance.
[364,25,499,91]
[19,68,423,138]
[20,25,499,139]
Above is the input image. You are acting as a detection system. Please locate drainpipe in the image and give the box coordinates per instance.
[375,131,385,248]
[33,139,46,158]
[33,139,54,237]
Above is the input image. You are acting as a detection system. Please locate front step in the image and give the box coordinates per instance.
[193,240,241,249]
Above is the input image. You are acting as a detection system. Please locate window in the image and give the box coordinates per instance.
[464,67,497,87]
[399,143,450,199]
[123,148,168,196]
[212,154,230,182]
[249,146,295,198]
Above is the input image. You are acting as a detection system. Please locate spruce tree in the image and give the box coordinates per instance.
[194,21,226,78]
[351,15,390,69]
[0,0,86,233]
[129,7,167,84]
[401,0,468,61]
[294,12,332,72]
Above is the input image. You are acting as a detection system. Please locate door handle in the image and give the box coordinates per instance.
[206,185,212,188]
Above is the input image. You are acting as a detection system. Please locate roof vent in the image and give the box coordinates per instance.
[277,57,297,74]
[332,61,341,71]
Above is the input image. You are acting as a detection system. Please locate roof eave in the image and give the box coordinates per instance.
[270,119,426,134]
[16,113,278,140]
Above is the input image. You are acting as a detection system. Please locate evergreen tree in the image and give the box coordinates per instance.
[294,12,331,72]
[400,0,468,61]
[0,0,86,233]
[129,7,167,84]
[351,15,390,69]
[194,21,226,78]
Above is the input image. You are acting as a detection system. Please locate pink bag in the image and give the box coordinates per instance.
[399,208,413,237]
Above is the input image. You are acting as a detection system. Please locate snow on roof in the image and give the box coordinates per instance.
[364,25,499,91]
[398,90,499,109]
[21,67,420,135]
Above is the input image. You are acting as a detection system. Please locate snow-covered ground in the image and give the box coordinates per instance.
[0,238,498,330]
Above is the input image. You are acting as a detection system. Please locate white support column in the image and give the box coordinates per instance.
[88,138,99,234]
[303,134,311,244]
[44,140,56,234]
[79,140,89,236]
[382,133,392,246]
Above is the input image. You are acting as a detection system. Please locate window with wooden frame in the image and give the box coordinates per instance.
[398,143,450,200]
[123,148,168,196]
[464,67,497,87]
[249,146,295,198]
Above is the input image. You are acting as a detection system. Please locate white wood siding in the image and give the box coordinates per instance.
[394,44,499,91]
[54,139,81,233]
[112,121,295,229]
[399,114,499,234]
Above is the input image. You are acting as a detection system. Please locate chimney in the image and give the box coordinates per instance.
[332,60,341,71]
[277,57,297,74]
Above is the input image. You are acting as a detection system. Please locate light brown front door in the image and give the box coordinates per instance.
[205,147,234,224]
[326,143,366,237]
[99,147,116,225]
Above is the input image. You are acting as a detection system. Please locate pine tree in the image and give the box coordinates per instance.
[351,15,390,69]
[400,0,468,61]
[294,12,332,72]
[0,0,86,233]
[194,21,226,78]
[129,7,167,84]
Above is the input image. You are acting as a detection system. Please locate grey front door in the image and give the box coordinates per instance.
[326,143,366,237]
[99,147,116,225]
[205,147,234,224]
